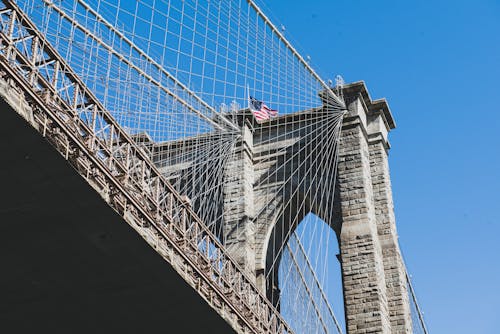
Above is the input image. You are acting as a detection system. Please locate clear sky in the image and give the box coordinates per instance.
[260,0,500,332]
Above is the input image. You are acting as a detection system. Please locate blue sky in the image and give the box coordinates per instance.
[27,0,498,331]
[262,0,500,332]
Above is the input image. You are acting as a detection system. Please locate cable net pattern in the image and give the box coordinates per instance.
[15,1,347,333]
[19,0,343,139]
[279,215,344,334]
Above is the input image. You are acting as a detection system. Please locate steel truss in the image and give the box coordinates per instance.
[0,1,292,333]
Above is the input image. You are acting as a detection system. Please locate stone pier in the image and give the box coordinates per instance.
[149,81,412,333]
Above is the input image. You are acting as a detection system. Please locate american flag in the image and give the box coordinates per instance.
[249,96,278,121]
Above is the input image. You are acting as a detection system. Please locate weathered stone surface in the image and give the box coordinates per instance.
[338,81,412,333]
[151,81,412,333]
[336,115,391,334]
[223,124,256,278]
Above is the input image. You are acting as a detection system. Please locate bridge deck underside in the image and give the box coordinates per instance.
[0,100,234,333]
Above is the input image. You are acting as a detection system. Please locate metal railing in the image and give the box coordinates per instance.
[0,1,292,332]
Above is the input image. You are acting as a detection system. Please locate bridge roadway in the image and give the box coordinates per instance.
[0,99,235,333]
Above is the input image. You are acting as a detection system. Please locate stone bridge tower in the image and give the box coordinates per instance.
[220,81,412,333]
[151,81,412,333]
[335,82,411,333]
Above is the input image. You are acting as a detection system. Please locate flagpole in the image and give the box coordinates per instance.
[247,84,251,110]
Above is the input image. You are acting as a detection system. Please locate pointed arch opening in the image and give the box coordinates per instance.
[265,212,345,334]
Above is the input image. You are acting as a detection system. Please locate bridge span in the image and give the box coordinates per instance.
[0,0,428,333]
[0,97,235,333]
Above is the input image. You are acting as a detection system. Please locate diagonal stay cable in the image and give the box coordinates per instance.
[285,242,328,334]
[290,233,343,333]
[245,0,346,111]
[43,0,239,132]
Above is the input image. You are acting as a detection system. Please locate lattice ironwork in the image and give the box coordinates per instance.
[0,1,429,333]
[0,1,293,332]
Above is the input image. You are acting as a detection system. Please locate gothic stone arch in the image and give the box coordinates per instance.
[222,82,413,334]
[151,82,413,334]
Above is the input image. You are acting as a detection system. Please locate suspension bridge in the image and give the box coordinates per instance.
[0,0,428,333]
